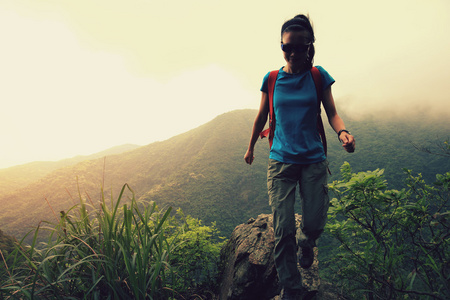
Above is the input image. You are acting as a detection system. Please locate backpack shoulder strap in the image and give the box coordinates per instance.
[310,67,328,157]
[259,70,279,148]
[310,67,323,110]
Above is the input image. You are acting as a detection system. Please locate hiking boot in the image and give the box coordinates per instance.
[281,288,303,300]
[299,246,314,269]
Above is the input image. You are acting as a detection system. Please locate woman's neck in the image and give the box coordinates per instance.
[283,65,309,74]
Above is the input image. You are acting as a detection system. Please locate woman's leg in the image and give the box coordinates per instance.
[297,159,329,249]
[267,159,303,290]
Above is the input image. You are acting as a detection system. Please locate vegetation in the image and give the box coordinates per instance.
[325,162,449,299]
[0,184,224,299]
[167,211,226,295]
[0,110,449,298]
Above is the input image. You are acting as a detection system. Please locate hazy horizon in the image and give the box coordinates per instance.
[1,0,449,168]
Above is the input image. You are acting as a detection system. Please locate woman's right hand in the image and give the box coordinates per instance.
[244,91,269,166]
[244,149,255,165]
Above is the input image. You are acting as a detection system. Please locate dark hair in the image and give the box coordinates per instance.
[281,14,315,68]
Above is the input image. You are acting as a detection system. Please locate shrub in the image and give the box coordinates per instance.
[167,209,226,295]
[326,162,449,299]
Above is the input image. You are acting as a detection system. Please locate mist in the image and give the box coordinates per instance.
[0,0,449,169]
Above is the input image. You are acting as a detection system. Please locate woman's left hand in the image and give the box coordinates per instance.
[340,132,355,153]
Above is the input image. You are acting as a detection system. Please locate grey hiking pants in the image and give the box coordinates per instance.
[267,158,329,290]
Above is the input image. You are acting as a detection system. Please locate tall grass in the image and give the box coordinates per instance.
[0,183,182,299]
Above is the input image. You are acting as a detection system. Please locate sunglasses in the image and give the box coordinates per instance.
[281,43,310,53]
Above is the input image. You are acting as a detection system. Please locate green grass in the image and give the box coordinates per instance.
[0,183,224,299]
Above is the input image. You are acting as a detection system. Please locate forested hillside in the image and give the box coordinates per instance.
[326,113,449,187]
[0,109,448,241]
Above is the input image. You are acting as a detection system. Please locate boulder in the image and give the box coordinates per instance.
[218,214,320,300]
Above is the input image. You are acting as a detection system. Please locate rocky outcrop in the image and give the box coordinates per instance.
[218,214,320,300]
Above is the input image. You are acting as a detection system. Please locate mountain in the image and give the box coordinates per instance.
[0,109,448,242]
[0,144,140,195]
[0,110,269,241]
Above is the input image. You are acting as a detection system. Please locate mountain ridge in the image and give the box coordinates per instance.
[0,144,140,195]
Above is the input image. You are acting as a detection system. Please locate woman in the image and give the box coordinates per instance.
[244,14,355,299]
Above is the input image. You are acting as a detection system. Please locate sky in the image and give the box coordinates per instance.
[1,0,449,169]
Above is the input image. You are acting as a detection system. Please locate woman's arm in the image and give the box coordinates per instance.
[322,86,355,153]
[244,92,270,164]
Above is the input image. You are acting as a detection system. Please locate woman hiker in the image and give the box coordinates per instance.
[244,14,355,300]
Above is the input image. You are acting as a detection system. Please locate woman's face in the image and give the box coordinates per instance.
[281,30,311,72]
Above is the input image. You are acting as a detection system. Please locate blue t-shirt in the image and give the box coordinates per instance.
[261,66,335,164]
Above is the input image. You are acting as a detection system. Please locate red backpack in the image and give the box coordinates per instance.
[259,66,328,156]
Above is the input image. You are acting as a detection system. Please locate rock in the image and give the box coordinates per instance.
[218,214,320,300]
